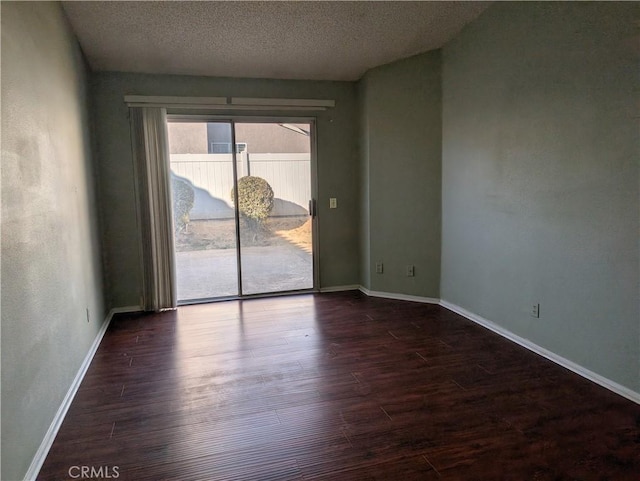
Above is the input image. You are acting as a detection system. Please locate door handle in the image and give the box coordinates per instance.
[308,199,317,218]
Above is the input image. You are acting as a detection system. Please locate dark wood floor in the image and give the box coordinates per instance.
[38,292,639,480]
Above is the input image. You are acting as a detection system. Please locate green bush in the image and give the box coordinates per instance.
[231,176,274,229]
[172,177,195,233]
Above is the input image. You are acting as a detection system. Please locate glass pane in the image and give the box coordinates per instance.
[235,122,314,295]
[168,121,239,301]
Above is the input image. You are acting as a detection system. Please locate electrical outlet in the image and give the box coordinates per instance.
[531,303,540,318]
[375,262,383,274]
[406,265,415,277]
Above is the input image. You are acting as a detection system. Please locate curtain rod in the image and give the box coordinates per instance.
[124,95,335,111]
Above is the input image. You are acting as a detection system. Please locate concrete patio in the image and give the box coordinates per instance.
[175,243,313,300]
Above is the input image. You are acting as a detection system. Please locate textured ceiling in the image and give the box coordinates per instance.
[61,1,490,82]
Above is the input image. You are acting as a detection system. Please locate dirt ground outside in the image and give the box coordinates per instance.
[175,215,312,254]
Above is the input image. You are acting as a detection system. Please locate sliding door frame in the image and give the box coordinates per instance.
[167,114,320,303]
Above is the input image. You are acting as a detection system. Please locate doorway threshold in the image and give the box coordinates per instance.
[177,288,318,306]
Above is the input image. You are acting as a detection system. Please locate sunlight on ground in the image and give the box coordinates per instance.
[175,216,311,253]
[274,218,312,254]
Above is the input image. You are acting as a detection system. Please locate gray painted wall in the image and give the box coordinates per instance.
[358,52,442,297]
[1,3,106,480]
[441,2,639,391]
[92,73,360,307]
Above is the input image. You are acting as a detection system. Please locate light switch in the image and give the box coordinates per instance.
[329,198,337,209]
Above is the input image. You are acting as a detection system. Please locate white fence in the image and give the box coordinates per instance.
[170,153,311,220]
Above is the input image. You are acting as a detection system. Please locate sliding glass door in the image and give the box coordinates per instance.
[169,121,239,300]
[235,122,313,295]
[167,119,315,302]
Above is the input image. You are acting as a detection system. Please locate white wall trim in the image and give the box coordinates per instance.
[439,299,640,405]
[359,286,440,305]
[319,284,360,293]
[108,306,143,316]
[24,306,141,481]
[355,288,639,404]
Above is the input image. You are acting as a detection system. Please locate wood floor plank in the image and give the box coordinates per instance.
[37,292,640,480]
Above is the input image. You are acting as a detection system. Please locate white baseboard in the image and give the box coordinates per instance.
[440,299,640,405]
[24,305,141,481]
[359,286,440,305]
[356,287,639,404]
[319,284,360,293]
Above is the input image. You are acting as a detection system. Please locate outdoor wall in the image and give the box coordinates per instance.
[358,51,442,298]
[1,3,106,480]
[235,123,311,154]
[441,2,639,391]
[167,122,311,154]
[168,122,208,154]
[92,72,360,307]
